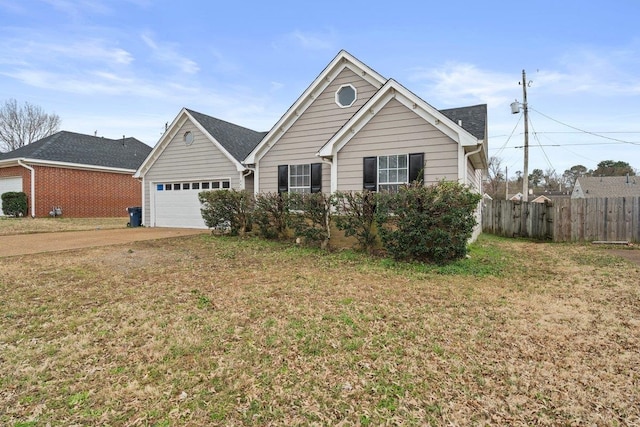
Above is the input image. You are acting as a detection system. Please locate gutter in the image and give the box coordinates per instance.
[17,159,36,217]
[463,141,484,190]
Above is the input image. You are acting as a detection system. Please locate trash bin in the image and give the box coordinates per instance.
[127,206,142,227]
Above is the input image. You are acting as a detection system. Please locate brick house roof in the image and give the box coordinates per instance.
[0,131,152,170]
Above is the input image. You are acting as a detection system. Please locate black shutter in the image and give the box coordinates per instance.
[278,165,289,193]
[310,163,322,193]
[363,157,377,191]
[408,153,424,184]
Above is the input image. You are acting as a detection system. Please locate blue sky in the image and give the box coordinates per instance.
[1,0,639,177]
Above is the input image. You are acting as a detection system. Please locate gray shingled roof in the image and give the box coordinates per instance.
[186,109,268,162]
[439,104,487,141]
[573,176,640,198]
[0,131,152,170]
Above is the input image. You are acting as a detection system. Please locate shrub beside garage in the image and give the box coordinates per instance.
[1,192,28,217]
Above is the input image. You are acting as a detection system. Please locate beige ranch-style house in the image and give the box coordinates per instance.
[134,50,488,230]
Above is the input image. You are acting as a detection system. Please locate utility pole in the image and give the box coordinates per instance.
[505,166,508,200]
[521,70,529,202]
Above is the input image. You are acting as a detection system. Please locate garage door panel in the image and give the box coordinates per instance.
[152,180,231,229]
[155,189,206,228]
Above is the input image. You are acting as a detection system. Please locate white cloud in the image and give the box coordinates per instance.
[0,36,133,66]
[410,62,516,107]
[141,32,199,75]
[289,29,336,51]
[40,0,111,17]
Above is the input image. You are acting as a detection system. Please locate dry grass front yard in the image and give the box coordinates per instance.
[0,227,638,425]
[0,217,126,235]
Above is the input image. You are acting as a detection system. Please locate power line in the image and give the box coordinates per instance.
[529,107,640,146]
[492,113,522,158]
[528,115,556,172]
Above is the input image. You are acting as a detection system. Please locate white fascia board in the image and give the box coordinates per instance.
[8,158,136,174]
[245,50,386,164]
[184,110,247,172]
[134,108,190,178]
[0,158,21,168]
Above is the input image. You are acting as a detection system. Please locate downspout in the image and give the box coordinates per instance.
[17,160,36,218]
[318,156,334,193]
[463,142,484,243]
[243,165,255,193]
[463,141,483,190]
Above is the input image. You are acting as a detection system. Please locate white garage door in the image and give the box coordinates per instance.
[153,179,230,228]
[0,176,23,216]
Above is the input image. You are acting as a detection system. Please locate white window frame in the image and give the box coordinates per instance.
[378,154,408,192]
[289,164,311,194]
[335,84,357,108]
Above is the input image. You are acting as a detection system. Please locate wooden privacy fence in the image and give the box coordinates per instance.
[482,197,640,243]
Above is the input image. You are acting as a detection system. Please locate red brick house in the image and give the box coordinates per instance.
[0,131,151,217]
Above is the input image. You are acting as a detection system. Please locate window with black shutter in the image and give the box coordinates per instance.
[279,163,322,193]
[363,153,425,192]
[278,165,289,193]
[310,163,322,193]
[408,153,425,183]
[363,157,377,191]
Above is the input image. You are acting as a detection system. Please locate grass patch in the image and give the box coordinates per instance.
[0,217,126,235]
[0,232,638,425]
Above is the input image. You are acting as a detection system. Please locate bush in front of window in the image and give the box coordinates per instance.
[1,191,28,217]
[253,192,291,240]
[333,190,379,253]
[289,192,333,249]
[199,189,253,236]
[375,181,481,264]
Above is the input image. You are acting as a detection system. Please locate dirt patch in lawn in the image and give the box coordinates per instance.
[607,247,640,266]
[1,235,638,426]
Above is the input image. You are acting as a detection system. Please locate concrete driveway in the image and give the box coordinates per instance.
[0,227,209,257]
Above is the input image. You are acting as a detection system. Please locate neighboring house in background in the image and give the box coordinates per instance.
[572,176,640,199]
[0,131,151,217]
[531,194,551,204]
[135,50,488,230]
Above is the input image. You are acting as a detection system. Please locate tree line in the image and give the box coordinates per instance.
[484,156,637,200]
[0,99,61,153]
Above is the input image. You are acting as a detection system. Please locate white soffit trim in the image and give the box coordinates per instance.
[244,50,386,164]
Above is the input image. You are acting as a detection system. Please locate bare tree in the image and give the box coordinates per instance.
[484,156,505,199]
[543,168,561,192]
[0,99,61,152]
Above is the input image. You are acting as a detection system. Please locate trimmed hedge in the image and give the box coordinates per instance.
[1,192,28,217]
[198,181,481,264]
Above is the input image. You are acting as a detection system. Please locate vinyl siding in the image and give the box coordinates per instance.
[258,68,378,193]
[142,120,239,225]
[337,99,459,191]
[466,158,481,191]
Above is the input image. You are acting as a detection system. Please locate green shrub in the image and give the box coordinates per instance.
[333,190,378,253]
[289,192,333,249]
[375,181,481,264]
[1,191,28,217]
[199,189,253,236]
[253,192,291,239]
